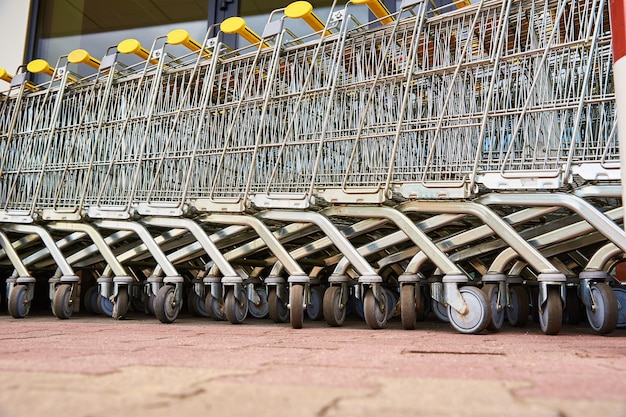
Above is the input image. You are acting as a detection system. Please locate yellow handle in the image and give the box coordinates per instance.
[454,0,471,8]
[220,17,269,47]
[352,0,394,24]
[285,1,331,36]
[0,67,13,83]
[168,29,204,52]
[118,39,159,63]
[68,49,101,69]
[27,59,55,76]
[27,59,77,82]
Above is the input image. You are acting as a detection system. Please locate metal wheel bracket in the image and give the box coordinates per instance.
[366,283,386,313]
[24,282,36,304]
[444,283,468,316]
[193,281,205,299]
[287,273,310,284]
[111,276,133,299]
[174,282,184,305]
[247,283,261,305]
[430,281,444,305]
[505,283,512,309]
[337,284,347,309]
[288,283,308,310]
[496,281,506,312]
[579,279,593,309]
[5,277,17,300]
[48,277,60,301]
[304,283,311,306]
[98,277,113,299]
[147,276,163,298]
[538,282,566,310]
[224,283,243,301]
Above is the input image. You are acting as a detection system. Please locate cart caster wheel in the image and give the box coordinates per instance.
[323,286,346,327]
[225,288,248,324]
[484,284,504,331]
[268,287,289,323]
[364,289,388,330]
[448,286,491,335]
[539,287,562,335]
[98,294,114,317]
[112,286,129,320]
[52,284,74,320]
[506,285,529,327]
[289,284,304,329]
[613,287,626,329]
[155,285,181,324]
[145,293,157,315]
[384,288,397,321]
[83,286,99,315]
[586,282,618,335]
[188,289,209,318]
[248,287,269,319]
[8,285,30,319]
[306,286,324,321]
[205,294,225,321]
[400,284,417,330]
[432,298,449,323]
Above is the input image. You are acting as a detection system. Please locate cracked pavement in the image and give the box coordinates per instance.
[0,312,624,417]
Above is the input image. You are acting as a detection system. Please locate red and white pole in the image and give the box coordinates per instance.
[610,0,626,233]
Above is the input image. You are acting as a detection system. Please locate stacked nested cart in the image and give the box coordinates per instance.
[1,0,624,335]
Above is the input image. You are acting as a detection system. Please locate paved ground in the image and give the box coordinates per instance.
[0,311,624,417]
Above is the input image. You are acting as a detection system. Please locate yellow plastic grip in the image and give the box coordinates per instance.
[27,59,77,82]
[68,49,101,69]
[167,29,203,52]
[285,1,331,35]
[118,39,158,63]
[27,59,55,76]
[0,67,13,83]
[352,0,394,24]
[220,17,269,47]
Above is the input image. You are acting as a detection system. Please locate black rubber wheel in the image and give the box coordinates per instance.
[52,284,73,320]
[112,286,129,320]
[224,288,248,324]
[289,284,304,329]
[539,287,562,336]
[400,284,417,330]
[484,284,505,331]
[248,287,269,319]
[268,287,289,323]
[155,285,180,324]
[506,285,529,327]
[323,286,346,327]
[306,286,324,321]
[98,294,114,317]
[432,298,449,323]
[205,293,225,321]
[448,286,491,335]
[364,289,387,330]
[586,282,618,335]
[8,285,30,319]
[83,286,99,315]
[188,289,209,318]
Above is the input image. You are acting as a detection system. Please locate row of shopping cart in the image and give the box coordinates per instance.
[1,0,624,335]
